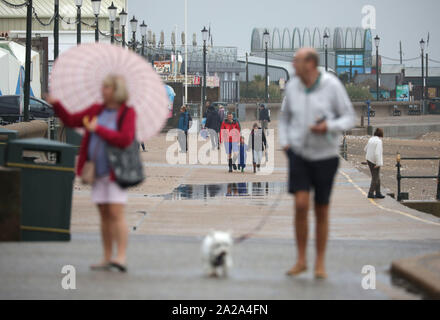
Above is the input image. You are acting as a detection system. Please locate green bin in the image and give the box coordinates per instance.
[6,138,76,241]
[0,128,18,166]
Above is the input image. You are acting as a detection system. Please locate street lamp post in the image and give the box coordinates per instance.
[140,21,147,57]
[420,38,425,113]
[130,16,138,52]
[119,8,128,48]
[75,0,83,45]
[323,32,329,72]
[54,0,59,59]
[374,35,380,101]
[23,0,32,122]
[263,29,270,104]
[108,2,117,44]
[91,0,101,43]
[201,26,208,114]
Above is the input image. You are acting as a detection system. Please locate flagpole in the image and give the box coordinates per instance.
[184,0,188,105]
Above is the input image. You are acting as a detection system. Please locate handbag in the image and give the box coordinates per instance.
[106,108,145,189]
[81,138,99,185]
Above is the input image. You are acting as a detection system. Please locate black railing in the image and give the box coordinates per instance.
[396,153,440,201]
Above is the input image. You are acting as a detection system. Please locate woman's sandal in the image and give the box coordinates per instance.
[110,262,128,273]
[314,271,328,280]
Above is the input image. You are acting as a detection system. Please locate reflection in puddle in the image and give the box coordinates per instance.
[158,182,287,201]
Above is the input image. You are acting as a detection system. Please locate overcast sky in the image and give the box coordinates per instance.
[127,0,439,67]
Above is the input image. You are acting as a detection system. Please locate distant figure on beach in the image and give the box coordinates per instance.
[279,48,355,279]
[248,122,267,173]
[177,106,192,153]
[47,75,135,273]
[365,128,385,199]
[220,112,241,172]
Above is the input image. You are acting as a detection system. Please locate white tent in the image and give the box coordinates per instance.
[0,41,41,98]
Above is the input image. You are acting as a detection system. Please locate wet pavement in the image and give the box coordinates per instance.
[1,232,436,299]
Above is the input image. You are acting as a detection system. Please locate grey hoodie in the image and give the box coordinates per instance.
[279,72,355,161]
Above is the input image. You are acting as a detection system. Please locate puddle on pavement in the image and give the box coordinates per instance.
[149,182,288,201]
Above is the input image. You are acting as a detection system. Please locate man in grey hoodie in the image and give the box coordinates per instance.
[279,48,355,279]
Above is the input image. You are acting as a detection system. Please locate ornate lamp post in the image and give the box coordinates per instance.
[323,32,329,72]
[201,26,208,113]
[74,0,83,45]
[119,8,128,48]
[130,16,138,52]
[91,0,101,43]
[263,29,270,103]
[374,35,380,101]
[420,38,425,112]
[140,21,147,57]
[108,1,117,44]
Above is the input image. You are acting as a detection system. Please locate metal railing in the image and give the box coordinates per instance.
[396,152,440,201]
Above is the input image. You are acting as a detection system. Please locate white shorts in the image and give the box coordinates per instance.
[91,176,127,205]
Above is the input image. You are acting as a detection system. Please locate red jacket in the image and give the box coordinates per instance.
[53,102,136,180]
[220,119,240,143]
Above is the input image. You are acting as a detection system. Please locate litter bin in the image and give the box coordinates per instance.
[6,138,76,241]
[0,128,18,166]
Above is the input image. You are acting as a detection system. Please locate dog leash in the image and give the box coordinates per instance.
[234,191,285,244]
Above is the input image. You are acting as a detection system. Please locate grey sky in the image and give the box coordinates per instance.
[127,0,439,67]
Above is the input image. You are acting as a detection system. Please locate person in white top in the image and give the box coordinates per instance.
[364,128,385,199]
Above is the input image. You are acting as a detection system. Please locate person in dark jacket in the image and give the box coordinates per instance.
[177,106,192,153]
[204,103,221,150]
[259,104,271,133]
[248,122,267,173]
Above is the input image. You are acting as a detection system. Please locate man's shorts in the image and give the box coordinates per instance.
[224,142,239,155]
[287,150,339,205]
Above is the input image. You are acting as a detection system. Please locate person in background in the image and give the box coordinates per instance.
[140,142,146,152]
[365,128,385,199]
[248,122,267,173]
[259,104,271,134]
[279,48,355,279]
[238,136,247,173]
[204,101,221,150]
[177,106,192,153]
[218,105,225,124]
[220,112,241,172]
[47,75,136,273]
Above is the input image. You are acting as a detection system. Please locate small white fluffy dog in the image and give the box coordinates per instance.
[201,231,233,277]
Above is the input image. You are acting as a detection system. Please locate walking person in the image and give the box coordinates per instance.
[47,75,136,272]
[204,102,221,150]
[177,106,192,153]
[248,122,267,173]
[238,136,248,173]
[218,105,225,124]
[259,104,271,134]
[365,128,385,199]
[279,48,355,279]
[220,112,241,172]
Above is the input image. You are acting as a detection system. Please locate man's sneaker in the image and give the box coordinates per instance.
[232,164,237,171]
[368,193,375,199]
[375,194,385,199]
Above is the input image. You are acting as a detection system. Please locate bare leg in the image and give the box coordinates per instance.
[314,204,329,278]
[108,204,128,266]
[287,191,309,276]
[91,204,112,269]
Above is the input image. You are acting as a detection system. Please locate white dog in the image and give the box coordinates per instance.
[201,231,233,277]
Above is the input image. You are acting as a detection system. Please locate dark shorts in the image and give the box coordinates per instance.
[287,150,339,205]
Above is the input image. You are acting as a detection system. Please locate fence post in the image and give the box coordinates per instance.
[396,152,402,201]
[437,160,440,201]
